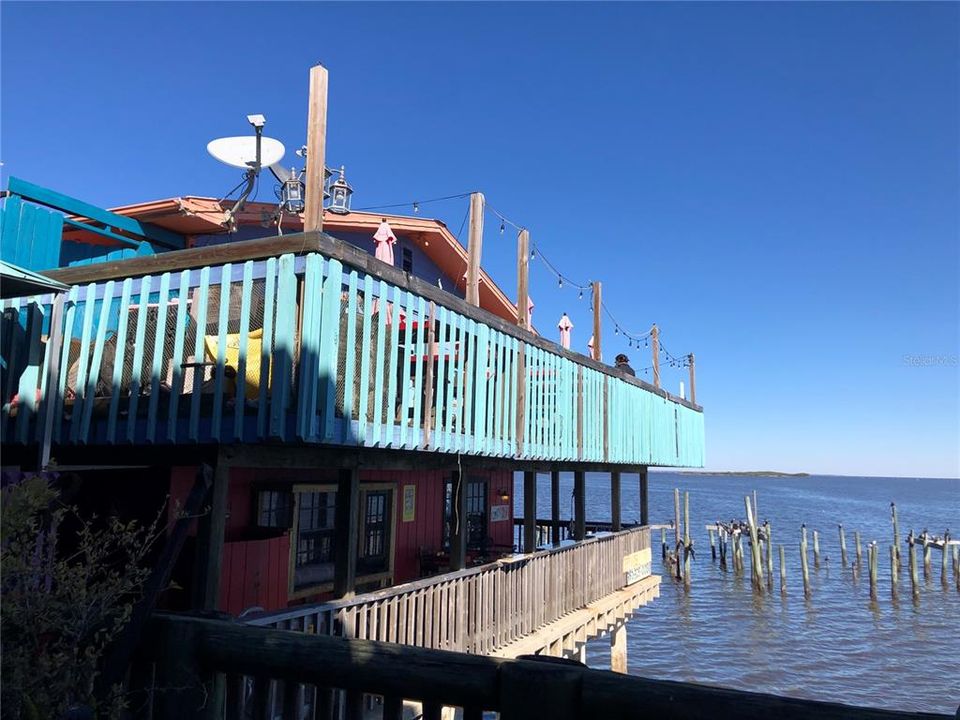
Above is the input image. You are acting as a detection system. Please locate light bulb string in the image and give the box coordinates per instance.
[353,191,475,213]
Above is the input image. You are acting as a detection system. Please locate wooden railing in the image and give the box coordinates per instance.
[246,525,651,655]
[1,231,705,467]
[138,613,950,720]
[511,517,640,550]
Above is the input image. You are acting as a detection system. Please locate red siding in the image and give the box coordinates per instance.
[220,534,290,615]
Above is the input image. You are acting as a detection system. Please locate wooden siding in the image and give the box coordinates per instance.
[1,242,704,468]
[220,535,290,616]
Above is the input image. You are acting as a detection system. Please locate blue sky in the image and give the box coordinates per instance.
[2,2,957,478]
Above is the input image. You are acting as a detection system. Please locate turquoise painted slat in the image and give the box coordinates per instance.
[1,196,23,267]
[411,296,426,449]
[2,299,22,439]
[15,301,44,444]
[506,337,517,457]
[167,270,191,443]
[357,274,373,445]
[341,270,358,443]
[385,289,403,447]
[257,257,277,438]
[233,261,254,442]
[475,324,490,454]
[529,346,540,459]
[80,280,116,442]
[16,203,37,269]
[444,312,461,448]
[296,254,321,440]
[146,274,170,442]
[372,280,387,446]
[397,292,412,449]
[68,285,97,442]
[210,264,232,440]
[126,276,153,443]
[189,267,210,442]
[106,280,132,443]
[461,320,477,454]
[432,306,448,452]
[319,258,342,442]
[270,254,296,439]
[492,332,505,456]
[35,298,57,443]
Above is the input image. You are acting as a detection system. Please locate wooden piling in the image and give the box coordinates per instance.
[890,544,898,597]
[812,530,820,569]
[765,523,774,581]
[891,502,900,568]
[954,545,959,591]
[922,534,931,579]
[800,535,811,598]
[744,496,763,591]
[868,543,878,601]
[709,528,716,561]
[838,525,847,567]
[660,528,667,561]
[303,64,328,234]
[683,491,691,587]
[941,534,949,586]
[908,532,919,597]
[735,532,743,573]
[673,489,682,581]
[854,531,862,567]
[779,544,786,594]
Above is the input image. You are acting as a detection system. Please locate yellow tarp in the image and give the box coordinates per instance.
[204,329,271,400]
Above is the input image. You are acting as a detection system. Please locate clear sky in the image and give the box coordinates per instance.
[2,2,957,478]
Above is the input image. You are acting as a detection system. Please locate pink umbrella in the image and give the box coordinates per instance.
[558,313,573,350]
[527,296,535,328]
[373,219,396,265]
[587,335,600,361]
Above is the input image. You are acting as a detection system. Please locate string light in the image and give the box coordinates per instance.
[558,277,563,288]
[500,219,505,234]
[413,201,420,213]
[578,289,583,300]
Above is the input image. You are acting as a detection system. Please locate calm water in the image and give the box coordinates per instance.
[517,473,960,714]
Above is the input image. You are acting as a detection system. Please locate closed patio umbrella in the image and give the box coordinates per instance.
[558,313,573,350]
[373,219,397,265]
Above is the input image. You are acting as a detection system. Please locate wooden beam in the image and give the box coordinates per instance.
[573,471,586,541]
[516,229,529,328]
[465,192,484,306]
[303,64,329,234]
[551,471,561,546]
[591,281,602,361]
[450,470,468,571]
[610,471,621,532]
[334,467,360,598]
[651,324,660,389]
[193,460,229,610]
[639,468,649,526]
[688,353,696,405]
[523,472,537,554]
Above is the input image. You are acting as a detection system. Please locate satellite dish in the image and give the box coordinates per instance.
[207,136,285,169]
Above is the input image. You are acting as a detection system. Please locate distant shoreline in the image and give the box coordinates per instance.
[675,470,810,478]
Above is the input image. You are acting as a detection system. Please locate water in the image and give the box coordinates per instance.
[517,472,960,714]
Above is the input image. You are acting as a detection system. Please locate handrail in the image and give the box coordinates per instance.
[141,613,952,720]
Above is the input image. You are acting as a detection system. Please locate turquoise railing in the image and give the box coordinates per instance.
[0,243,704,467]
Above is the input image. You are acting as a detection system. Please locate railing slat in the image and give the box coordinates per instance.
[256,257,277,438]
[145,274,170,442]
[233,261,254,442]
[356,273,373,445]
[188,267,210,441]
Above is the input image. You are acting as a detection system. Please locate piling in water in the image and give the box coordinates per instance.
[954,545,959,591]
[661,528,667,560]
[800,535,811,597]
[941,532,949,586]
[779,544,787,594]
[890,544,898,597]
[745,495,763,592]
[922,533,931,579]
[765,523,774,581]
[868,543,878,600]
[854,531,862,567]
[891,502,901,569]
[709,527,716,561]
[683,491,691,588]
[674,489,682,582]
[813,530,821,568]
[838,524,848,567]
[908,532,919,597]
[735,532,744,573]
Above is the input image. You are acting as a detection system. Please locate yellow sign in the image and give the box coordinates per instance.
[623,548,652,585]
[402,485,416,522]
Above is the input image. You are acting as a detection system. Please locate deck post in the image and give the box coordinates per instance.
[610,623,628,673]
[193,459,228,610]
[573,471,586,541]
[523,472,537,553]
[651,324,660,389]
[303,64,328,234]
[451,470,468,571]
[687,353,696,405]
[517,229,530,329]
[638,468,649,526]
[591,281,602,360]
[551,470,562,546]
[333,468,360,598]
[466,192,484,306]
[610,471,621,532]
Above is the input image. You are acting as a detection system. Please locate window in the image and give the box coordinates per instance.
[256,489,293,528]
[442,477,488,551]
[294,491,337,589]
[359,490,391,574]
[401,247,413,273]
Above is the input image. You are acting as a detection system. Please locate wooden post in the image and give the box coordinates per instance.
[517,229,529,329]
[193,460,229,611]
[890,544,898,597]
[765,523,774,582]
[908,532,919,597]
[333,468,360,598]
[854,531,862,567]
[954,545,959,591]
[744,495,763,591]
[779,545,787,594]
[942,535,949,586]
[451,470,468,571]
[687,353,696,405]
[682,491,691,587]
[922,534,931,578]
[661,528,667,560]
[591,281,602,361]
[573,471,586,542]
[868,543,878,601]
[673,488,682,581]
[610,624,627,674]
[551,471,561,546]
[638,468,649,526]
[800,531,811,598]
[651,324,660,389]
[709,528,716,561]
[891,502,900,568]
[838,525,847,567]
[523,472,537,554]
[812,530,820,569]
[465,192,484,307]
[610,471,622,532]
[303,64,328,234]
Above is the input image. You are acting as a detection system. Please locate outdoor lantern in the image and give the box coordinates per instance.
[281,175,304,213]
[328,165,353,214]
[499,488,510,502]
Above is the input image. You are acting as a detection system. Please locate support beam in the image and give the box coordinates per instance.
[523,472,537,554]
[591,281,602,361]
[193,460,229,611]
[651,324,660,389]
[466,192,484,306]
[450,470,468,571]
[551,471,561,546]
[639,468,649,526]
[610,471,622,532]
[610,624,628,674]
[303,64,329,234]
[687,353,696,405]
[573,471,586,541]
[333,467,360,598]
[516,229,530,329]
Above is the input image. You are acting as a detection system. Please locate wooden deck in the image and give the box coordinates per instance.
[2,230,705,469]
